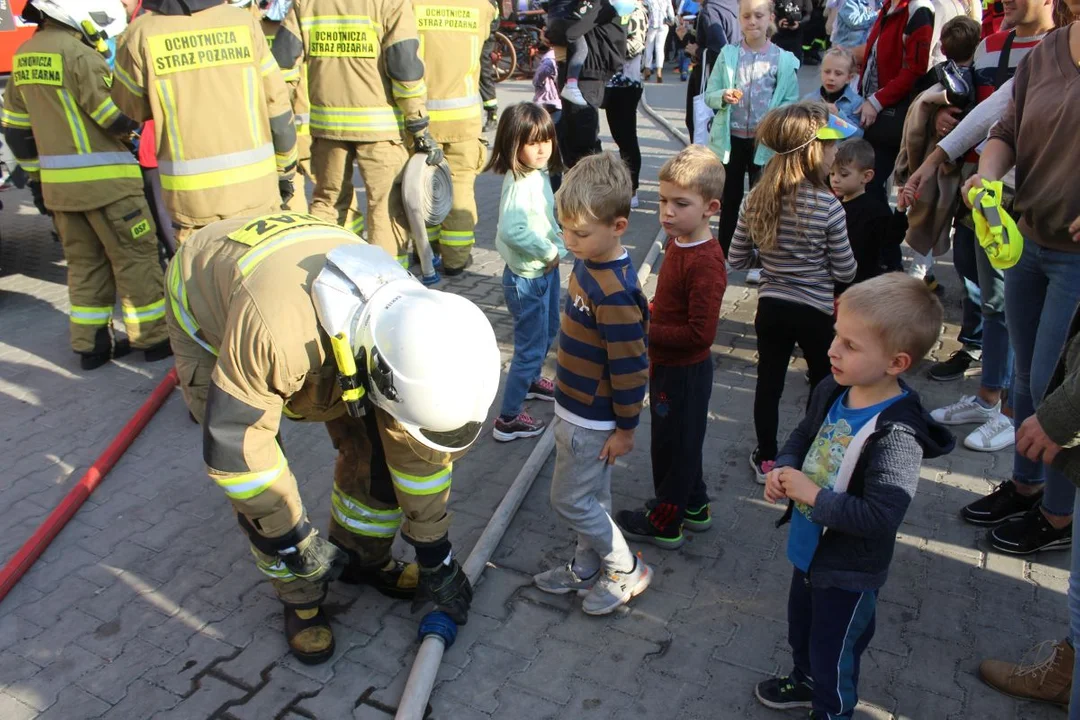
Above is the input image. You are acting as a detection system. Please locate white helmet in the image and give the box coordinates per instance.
[28,0,128,47]
[311,244,501,454]
[228,0,256,6]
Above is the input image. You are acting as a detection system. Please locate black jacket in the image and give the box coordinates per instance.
[143,0,226,14]
[776,377,954,591]
[694,0,740,67]
[546,0,626,107]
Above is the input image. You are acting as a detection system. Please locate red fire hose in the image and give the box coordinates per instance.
[0,368,179,603]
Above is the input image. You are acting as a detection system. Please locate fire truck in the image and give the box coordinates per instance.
[0,1,34,78]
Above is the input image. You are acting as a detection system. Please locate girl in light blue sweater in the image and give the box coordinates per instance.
[485,103,568,442]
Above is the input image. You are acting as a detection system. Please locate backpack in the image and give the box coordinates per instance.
[624,2,648,58]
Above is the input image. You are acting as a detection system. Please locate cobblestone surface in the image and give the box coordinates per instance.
[0,77,1069,719]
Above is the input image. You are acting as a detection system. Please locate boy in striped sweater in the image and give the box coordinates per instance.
[532,152,653,615]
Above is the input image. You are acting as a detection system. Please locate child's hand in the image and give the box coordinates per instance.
[825,102,839,115]
[779,468,822,507]
[764,468,787,504]
[1069,214,1080,243]
[722,89,742,105]
[545,254,560,273]
[599,428,634,465]
[896,183,917,211]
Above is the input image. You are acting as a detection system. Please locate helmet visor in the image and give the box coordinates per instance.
[418,422,484,452]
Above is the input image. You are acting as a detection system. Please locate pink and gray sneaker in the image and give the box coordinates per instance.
[493,411,546,442]
[526,377,555,402]
[750,448,776,485]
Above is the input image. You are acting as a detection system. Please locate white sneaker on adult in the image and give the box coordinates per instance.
[930,395,999,426]
[964,413,1016,452]
[746,269,762,285]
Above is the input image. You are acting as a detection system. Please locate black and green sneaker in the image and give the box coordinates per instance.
[754,675,814,710]
[683,504,713,532]
[615,508,685,549]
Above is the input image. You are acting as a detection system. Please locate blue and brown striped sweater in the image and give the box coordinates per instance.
[555,253,650,431]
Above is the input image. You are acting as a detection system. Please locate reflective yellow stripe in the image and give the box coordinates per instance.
[309,106,403,134]
[439,230,474,247]
[482,98,497,108]
[348,215,365,234]
[90,97,121,128]
[237,225,359,276]
[70,304,112,326]
[216,445,287,500]
[281,65,301,83]
[156,79,184,160]
[167,259,218,356]
[428,105,482,123]
[114,64,144,97]
[426,226,440,241]
[40,164,142,184]
[252,550,297,581]
[276,146,298,172]
[57,89,90,154]
[301,15,382,31]
[389,464,452,495]
[391,80,426,100]
[243,67,262,148]
[160,155,275,192]
[331,487,402,538]
[0,108,31,128]
[20,159,39,173]
[121,299,166,324]
[260,55,278,77]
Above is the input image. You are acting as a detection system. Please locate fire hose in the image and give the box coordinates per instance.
[0,368,179,604]
[401,154,455,286]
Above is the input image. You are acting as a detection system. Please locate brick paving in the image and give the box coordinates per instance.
[0,77,1069,719]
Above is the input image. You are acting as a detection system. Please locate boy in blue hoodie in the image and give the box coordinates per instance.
[756,273,954,719]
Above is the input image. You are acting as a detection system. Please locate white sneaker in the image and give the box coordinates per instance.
[930,395,999,426]
[581,556,652,615]
[533,562,598,595]
[560,84,588,106]
[746,269,762,285]
[630,194,639,209]
[963,413,1015,452]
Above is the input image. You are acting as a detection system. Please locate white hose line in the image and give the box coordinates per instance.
[395,96,687,720]
[639,93,691,148]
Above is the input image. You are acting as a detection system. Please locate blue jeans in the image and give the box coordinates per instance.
[974,234,1013,391]
[952,223,984,350]
[1005,244,1080,516]
[499,264,561,418]
[1070,491,1080,717]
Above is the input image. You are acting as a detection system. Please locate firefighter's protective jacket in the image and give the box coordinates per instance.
[166,213,459,536]
[258,14,311,157]
[271,0,429,142]
[414,0,498,142]
[2,24,142,212]
[111,2,297,227]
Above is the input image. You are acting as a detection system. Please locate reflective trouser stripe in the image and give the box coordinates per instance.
[20,158,39,173]
[167,260,219,356]
[90,97,121,128]
[252,549,297,582]
[439,230,474,246]
[348,215,365,235]
[159,145,276,192]
[426,226,440,243]
[156,79,184,159]
[115,64,144,97]
[215,445,288,500]
[389,464,452,495]
[310,106,403,134]
[57,89,90,154]
[331,487,402,538]
[70,304,112,326]
[1,108,31,128]
[122,299,166,324]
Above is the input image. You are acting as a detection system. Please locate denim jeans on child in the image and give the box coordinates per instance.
[1005,244,1080,516]
[549,417,636,575]
[500,265,561,418]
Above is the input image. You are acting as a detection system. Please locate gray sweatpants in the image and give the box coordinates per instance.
[550,417,635,575]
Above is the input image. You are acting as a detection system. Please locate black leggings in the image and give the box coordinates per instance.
[719,136,761,256]
[753,297,835,460]
[603,85,643,192]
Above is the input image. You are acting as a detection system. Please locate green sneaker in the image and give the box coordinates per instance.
[683,504,713,532]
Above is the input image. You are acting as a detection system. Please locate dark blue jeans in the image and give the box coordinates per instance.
[974,233,1013,391]
[951,223,983,351]
[1005,244,1080,516]
[788,568,878,718]
[499,264,561,418]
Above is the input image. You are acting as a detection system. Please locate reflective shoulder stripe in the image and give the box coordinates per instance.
[0,108,32,128]
[114,64,145,97]
[70,304,113,326]
[57,89,91,154]
[90,97,122,128]
[214,444,288,500]
[388,463,452,495]
[237,224,361,276]
[167,259,219,356]
[301,15,382,31]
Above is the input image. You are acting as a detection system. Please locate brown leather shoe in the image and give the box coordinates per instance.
[283,606,335,665]
[978,639,1072,707]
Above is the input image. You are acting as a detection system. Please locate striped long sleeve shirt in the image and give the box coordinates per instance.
[729,183,857,315]
[555,253,650,431]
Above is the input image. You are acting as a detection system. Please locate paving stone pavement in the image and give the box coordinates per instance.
[0,76,1070,719]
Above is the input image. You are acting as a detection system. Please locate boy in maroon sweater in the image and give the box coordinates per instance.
[616,146,728,548]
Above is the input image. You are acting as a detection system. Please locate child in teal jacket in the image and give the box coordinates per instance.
[704,0,800,253]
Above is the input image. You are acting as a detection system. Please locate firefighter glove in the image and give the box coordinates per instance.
[413,129,445,167]
[28,180,48,216]
[483,106,498,133]
[278,529,347,585]
[413,557,472,625]
[278,175,295,208]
